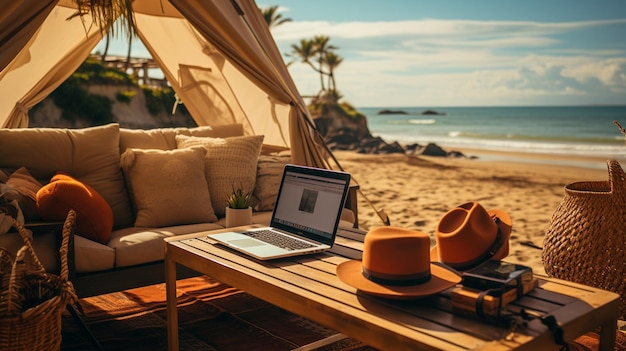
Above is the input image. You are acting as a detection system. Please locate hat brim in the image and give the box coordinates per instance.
[430,209,512,266]
[336,260,461,300]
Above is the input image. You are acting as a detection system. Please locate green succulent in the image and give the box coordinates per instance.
[226,186,252,209]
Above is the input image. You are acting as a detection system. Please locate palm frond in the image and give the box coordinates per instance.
[72,0,136,39]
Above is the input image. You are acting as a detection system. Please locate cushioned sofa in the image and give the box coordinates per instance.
[0,123,356,296]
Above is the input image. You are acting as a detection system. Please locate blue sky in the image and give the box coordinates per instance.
[96,1,626,107]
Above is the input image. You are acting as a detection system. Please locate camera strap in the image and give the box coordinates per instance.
[475,289,567,350]
[520,310,567,349]
[475,288,501,319]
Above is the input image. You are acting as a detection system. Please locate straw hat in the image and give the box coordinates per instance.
[336,226,461,299]
[430,202,512,271]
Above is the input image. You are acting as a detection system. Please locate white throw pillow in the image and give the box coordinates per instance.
[176,135,264,217]
[120,146,217,227]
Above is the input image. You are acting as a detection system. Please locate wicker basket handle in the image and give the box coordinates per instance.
[4,210,76,316]
[608,159,626,196]
[58,209,75,281]
[10,220,45,274]
[10,209,75,281]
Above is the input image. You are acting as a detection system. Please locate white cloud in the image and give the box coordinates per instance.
[277,18,626,106]
[403,36,559,49]
[565,58,626,88]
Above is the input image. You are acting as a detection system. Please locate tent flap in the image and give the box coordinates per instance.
[0,0,328,168]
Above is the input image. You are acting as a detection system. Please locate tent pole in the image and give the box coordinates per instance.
[304,116,391,226]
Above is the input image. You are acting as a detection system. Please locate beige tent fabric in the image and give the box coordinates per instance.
[0,5,103,128]
[0,0,58,73]
[0,0,329,168]
[169,0,328,168]
[133,11,253,132]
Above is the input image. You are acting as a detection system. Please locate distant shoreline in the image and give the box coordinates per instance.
[359,104,626,108]
[443,146,623,170]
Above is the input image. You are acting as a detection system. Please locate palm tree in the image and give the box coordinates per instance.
[260,5,292,29]
[100,34,110,61]
[73,1,136,68]
[323,51,343,92]
[289,36,343,96]
[289,39,329,91]
[311,36,334,92]
[74,0,136,38]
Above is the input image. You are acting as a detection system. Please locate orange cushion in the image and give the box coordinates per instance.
[36,173,113,244]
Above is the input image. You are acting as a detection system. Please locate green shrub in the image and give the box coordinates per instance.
[46,57,191,124]
[51,78,113,124]
[76,58,137,86]
[142,86,177,116]
[116,90,137,104]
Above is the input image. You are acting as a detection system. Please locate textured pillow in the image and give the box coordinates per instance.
[175,135,264,217]
[0,123,132,228]
[36,173,114,244]
[118,124,244,153]
[120,146,217,227]
[253,155,291,211]
[6,167,43,221]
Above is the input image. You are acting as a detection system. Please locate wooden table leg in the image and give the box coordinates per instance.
[597,312,618,351]
[166,255,179,351]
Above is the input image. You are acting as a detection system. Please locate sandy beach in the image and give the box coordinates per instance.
[333,149,623,276]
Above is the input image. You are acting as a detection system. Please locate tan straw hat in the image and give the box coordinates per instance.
[337,226,461,299]
[430,201,512,271]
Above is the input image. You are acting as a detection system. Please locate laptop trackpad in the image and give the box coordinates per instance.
[229,238,265,248]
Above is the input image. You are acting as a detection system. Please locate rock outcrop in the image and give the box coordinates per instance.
[421,109,446,116]
[313,104,467,158]
[378,109,408,115]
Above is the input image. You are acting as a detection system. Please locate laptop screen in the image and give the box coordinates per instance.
[270,165,351,246]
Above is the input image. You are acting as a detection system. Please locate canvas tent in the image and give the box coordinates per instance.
[0,0,329,168]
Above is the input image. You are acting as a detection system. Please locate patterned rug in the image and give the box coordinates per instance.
[61,276,376,351]
[60,275,625,350]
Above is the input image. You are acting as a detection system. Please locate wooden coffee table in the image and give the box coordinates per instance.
[164,226,620,351]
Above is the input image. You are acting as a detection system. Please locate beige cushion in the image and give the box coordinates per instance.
[253,155,291,211]
[176,135,264,217]
[74,235,115,273]
[119,124,244,153]
[120,146,217,227]
[184,124,245,138]
[107,222,224,267]
[0,123,133,228]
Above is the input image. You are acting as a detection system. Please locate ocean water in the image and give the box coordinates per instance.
[359,106,626,168]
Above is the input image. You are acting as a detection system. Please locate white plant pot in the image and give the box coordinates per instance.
[225,207,252,227]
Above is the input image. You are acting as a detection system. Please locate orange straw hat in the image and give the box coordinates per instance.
[430,202,512,271]
[336,226,461,299]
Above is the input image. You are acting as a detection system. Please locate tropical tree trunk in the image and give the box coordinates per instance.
[101,34,110,62]
[124,35,132,72]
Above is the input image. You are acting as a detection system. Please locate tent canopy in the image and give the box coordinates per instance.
[0,0,327,168]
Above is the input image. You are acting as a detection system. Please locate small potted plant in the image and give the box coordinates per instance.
[225,185,253,227]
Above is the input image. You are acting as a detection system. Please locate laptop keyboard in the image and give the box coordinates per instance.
[244,230,316,251]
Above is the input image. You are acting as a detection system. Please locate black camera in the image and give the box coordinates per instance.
[461,260,533,297]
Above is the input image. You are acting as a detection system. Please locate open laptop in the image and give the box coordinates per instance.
[206,164,351,260]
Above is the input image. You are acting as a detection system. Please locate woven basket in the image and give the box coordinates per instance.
[0,210,78,351]
[542,160,626,319]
